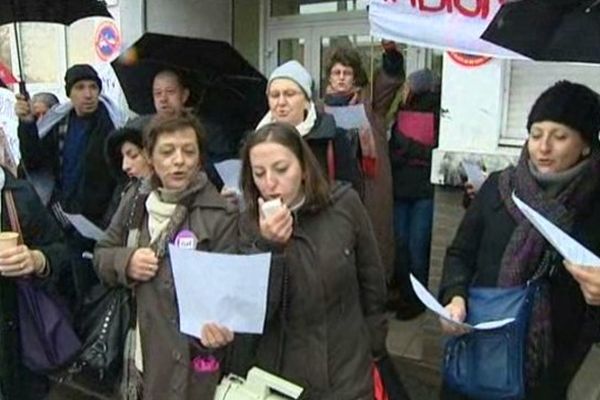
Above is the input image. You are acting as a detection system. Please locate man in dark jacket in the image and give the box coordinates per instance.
[14,64,119,307]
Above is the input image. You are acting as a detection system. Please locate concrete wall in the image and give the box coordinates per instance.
[233,0,261,69]
[146,0,232,41]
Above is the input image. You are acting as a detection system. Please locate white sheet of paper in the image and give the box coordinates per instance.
[409,274,515,330]
[169,245,271,336]
[461,161,486,191]
[214,159,242,193]
[324,104,369,130]
[512,193,600,266]
[63,212,106,241]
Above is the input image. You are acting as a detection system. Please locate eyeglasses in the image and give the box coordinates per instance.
[268,90,303,100]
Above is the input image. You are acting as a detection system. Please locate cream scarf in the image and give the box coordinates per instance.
[256,101,317,137]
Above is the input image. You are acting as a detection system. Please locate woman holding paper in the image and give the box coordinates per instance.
[389,69,441,319]
[236,122,388,399]
[94,112,238,400]
[439,81,600,399]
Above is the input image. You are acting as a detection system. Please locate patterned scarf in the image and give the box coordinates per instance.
[497,146,600,387]
[323,85,378,177]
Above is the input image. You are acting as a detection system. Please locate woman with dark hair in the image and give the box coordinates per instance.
[94,112,238,399]
[439,80,600,399]
[323,42,405,282]
[237,122,388,399]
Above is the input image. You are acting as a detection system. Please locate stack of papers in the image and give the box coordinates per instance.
[214,159,242,194]
[461,161,487,191]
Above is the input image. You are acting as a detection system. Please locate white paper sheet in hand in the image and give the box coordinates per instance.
[409,274,514,330]
[461,161,486,191]
[214,159,242,193]
[512,193,600,266]
[324,104,369,130]
[168,244,271,336]
[63,212,106,241]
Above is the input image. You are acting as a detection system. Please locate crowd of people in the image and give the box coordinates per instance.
[0,38,599,400]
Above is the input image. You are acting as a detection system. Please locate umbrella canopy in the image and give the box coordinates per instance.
[481,0,600,63]
[0,0,111,26]
[111,32,268,128]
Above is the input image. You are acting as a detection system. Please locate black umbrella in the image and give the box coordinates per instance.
[1,0,112,93]
[481,0,600,63]
[111,32,268,128]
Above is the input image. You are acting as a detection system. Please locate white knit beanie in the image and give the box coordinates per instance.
[267,60,313,100]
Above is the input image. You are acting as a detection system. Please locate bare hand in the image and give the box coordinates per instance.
[127,248,159,282]
[200,323,234,348]
[465,182,478,200]
[220,186,240,207]
[440,296,470,335]
[258,198,293,244]
[564,260,600,305]
[0,245,41,277]
[14,94,34,122]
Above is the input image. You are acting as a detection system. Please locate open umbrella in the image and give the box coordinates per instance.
[481,0,600,63]
[111,32,268,127]
[1,0,112,93]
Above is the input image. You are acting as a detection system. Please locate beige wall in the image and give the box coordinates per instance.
[233,0,261,70]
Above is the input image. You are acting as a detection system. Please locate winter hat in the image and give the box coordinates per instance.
[407,69,434,95]
[64,64,102,96]
[268,60,313,100]
[527,80,600,148]
[105,126,144,174]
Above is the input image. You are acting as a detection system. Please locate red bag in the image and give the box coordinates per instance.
[373,363,390,400]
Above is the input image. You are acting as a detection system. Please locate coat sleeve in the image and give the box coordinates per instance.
[13,180,67,292]
[438,175,493,306]
[18,121,57,172]
[345,189,388,358]
[93,186,138,287]
[371,49,405,117]
[333,129,363,194]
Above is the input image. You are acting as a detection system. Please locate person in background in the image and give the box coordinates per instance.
[0,164,68,400]
[128,69,223,190]
[439,81,600,399]
[236,122,388,399]
[14,64,123,308]
[94,112,238,399]
[256,60,361,191]
[31,92,59,122]
[322,41,405,284]
[389,69,441,319]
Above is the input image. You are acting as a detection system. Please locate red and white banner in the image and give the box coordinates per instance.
[369,0,525,59]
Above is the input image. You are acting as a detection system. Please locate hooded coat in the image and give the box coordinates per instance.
[237,183,387,400]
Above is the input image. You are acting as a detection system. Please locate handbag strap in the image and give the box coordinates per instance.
[326,140,335,182]
[4,190,23,245]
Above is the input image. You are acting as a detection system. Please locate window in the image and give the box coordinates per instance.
[271,0,368,16]
[502,60,600,145]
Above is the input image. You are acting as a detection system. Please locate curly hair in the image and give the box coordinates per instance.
[325,47,368,88]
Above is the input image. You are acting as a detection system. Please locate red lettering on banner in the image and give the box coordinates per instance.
[384,0,508,19]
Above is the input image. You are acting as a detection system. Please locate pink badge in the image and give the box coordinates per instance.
[192,355,220,373]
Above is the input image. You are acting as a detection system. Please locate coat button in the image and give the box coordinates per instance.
[344,248,351,256]
[172,350,182,361]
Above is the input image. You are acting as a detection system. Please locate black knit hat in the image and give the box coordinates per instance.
[64,64,102,96]
[105,127,144,174]
[527,80,600,148]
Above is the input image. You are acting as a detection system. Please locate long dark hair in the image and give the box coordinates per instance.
[240,122,330,218]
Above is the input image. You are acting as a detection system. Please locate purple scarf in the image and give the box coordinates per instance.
[497,146,600,387]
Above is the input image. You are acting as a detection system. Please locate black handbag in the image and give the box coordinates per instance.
[55,284,133,394]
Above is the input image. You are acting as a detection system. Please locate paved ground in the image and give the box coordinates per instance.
[50,312,443,399]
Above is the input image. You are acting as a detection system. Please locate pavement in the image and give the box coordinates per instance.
[50,312,443,399]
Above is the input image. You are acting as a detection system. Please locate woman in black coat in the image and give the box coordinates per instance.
[439,81,600,399]
[0,166,68,400]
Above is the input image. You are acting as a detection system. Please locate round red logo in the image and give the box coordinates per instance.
[95,22,121,61]
[447,52,492,67]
